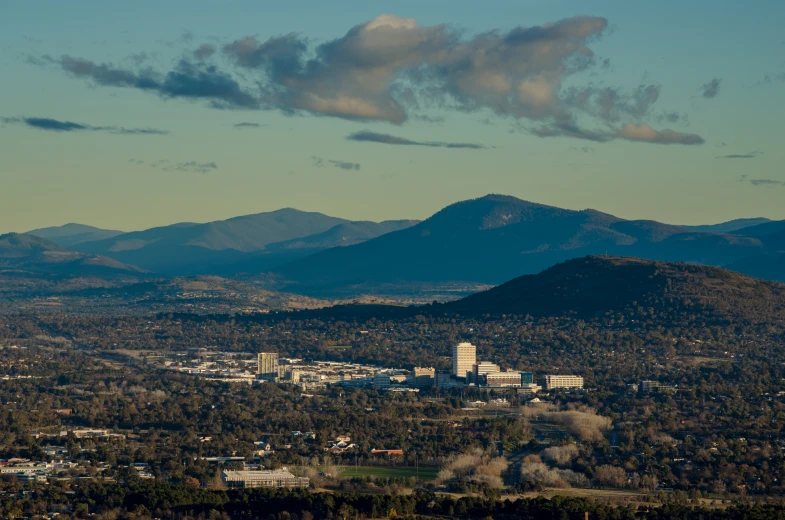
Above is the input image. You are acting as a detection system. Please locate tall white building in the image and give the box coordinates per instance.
[257,352,279,381]
[452,342,476,379]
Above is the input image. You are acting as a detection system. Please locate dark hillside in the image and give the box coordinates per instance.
[441,256,785,323]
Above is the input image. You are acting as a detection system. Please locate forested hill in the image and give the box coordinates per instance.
[280,256,785,326]
[439,256,785,323]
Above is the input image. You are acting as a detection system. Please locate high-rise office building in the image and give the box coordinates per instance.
[257,352,279,381]
[452,342,476,379]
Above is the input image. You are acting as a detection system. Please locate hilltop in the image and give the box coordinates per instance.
[26,223,124,247]
[439,256,785,323]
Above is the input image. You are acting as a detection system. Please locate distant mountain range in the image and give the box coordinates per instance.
[15,195,785,298]
[682,218,772,234]
[52,210,418,276]
[272,195,784,295]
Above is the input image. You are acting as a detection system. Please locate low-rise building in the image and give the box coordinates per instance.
[371,449,403,457]
[221,469,309,489]
[412,367,435,388]
[486,371,522,387]
[436,372,461,389]
[472,362,500,384]
[517,383,542,396]
[540,375,584,390]
[640,380,677,394]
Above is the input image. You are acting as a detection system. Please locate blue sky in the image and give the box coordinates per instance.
[1,0,783,233]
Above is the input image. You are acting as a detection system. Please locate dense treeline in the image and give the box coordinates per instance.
[5,479,785,519]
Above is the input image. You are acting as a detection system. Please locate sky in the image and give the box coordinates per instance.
[1,0,784,233]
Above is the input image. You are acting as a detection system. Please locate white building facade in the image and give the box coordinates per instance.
[541,375,584,390]
[452,342,477,379]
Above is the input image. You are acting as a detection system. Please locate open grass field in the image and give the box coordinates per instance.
[335,465,439,481]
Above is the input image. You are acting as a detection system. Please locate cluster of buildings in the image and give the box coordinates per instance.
[259,353,421,389]
[0,456,106,484]
[452,342,584,394]
[165,350,258,383]
[32,429,126,442]
[156,345,583,395]
[254,343,584,395]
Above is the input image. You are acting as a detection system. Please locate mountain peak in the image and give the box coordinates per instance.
[274,195,775,296]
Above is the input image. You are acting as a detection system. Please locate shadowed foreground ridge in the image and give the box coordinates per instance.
[439,256,785,322]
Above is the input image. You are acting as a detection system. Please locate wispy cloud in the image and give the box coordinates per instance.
[654,111,688,125]
[759,72,785,85]
[717,151,762,159]
[750,179,782,186]
[699,78,722,99]
[740,175,783,187]
[1,116,168,135]
[129,158,217,174]
[312,156,361,171]
[193,43,217,60]
[534,121,703,145]
[172,161,218,173]
[617,123,704,145]
[347,130,488,149]
[53,55,260,109]
[233,122,265,129]
[532,122,613,142]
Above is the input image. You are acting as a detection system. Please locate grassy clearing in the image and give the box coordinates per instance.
[335,465,439,481]
[529,421,571,440]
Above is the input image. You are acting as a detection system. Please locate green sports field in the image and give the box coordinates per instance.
[336,465,439,481]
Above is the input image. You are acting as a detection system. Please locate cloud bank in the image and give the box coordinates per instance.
[39,14,701,145]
